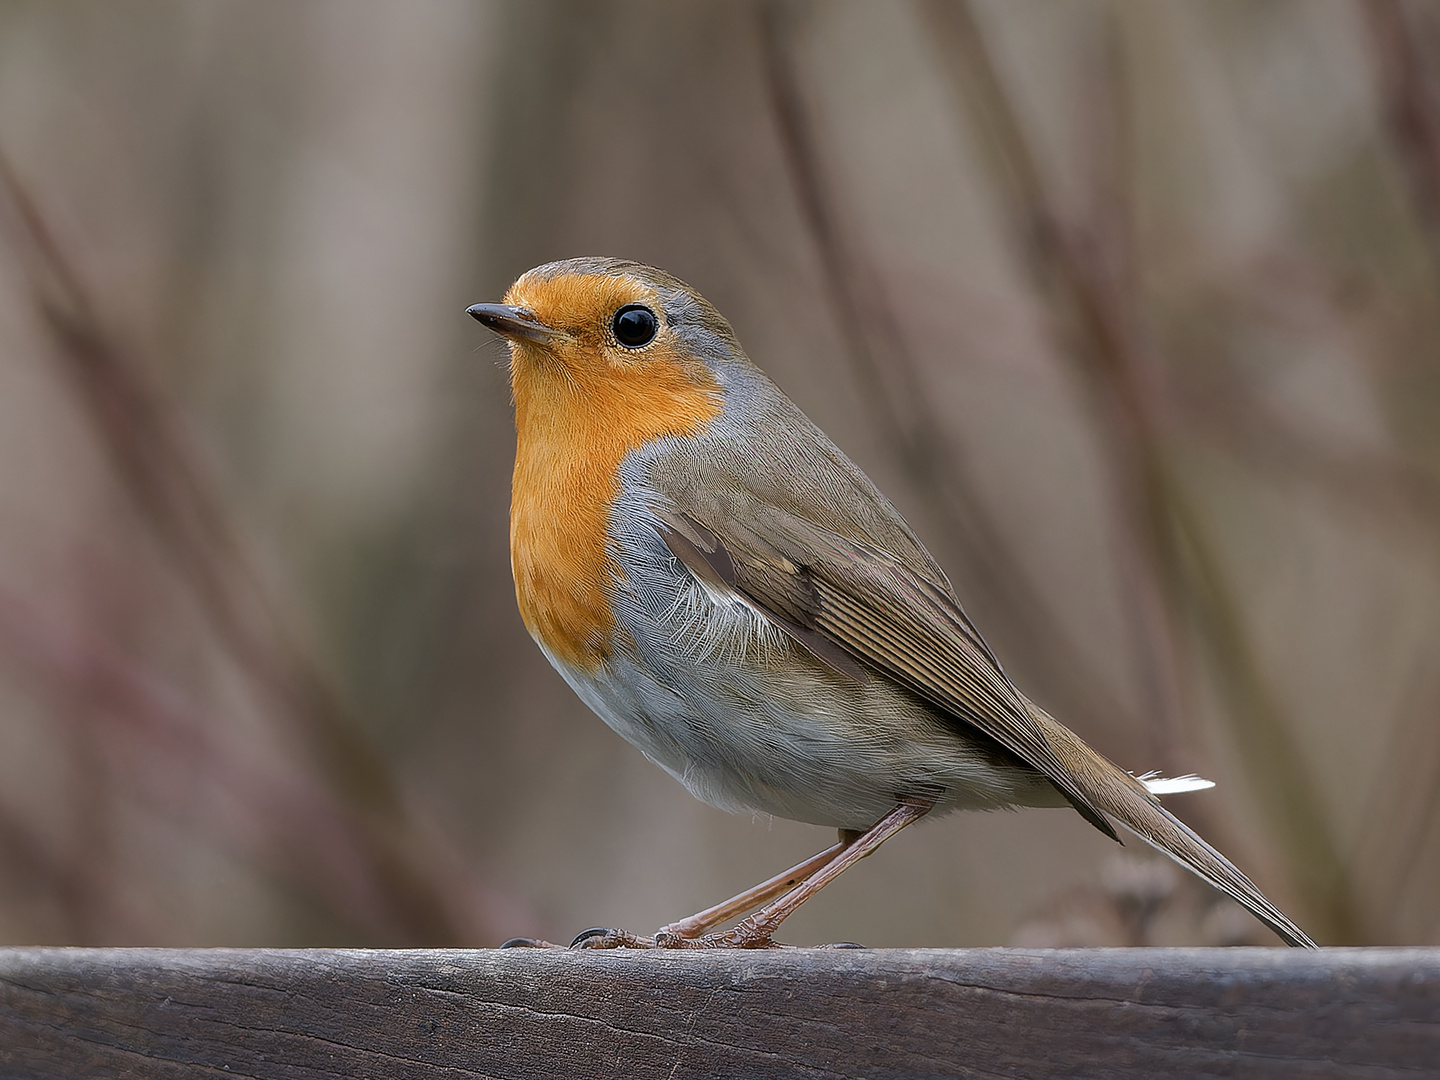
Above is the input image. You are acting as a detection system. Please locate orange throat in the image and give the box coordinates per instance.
[509,347,721,671]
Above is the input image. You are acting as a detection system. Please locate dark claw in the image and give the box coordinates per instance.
[570,927,615,948]
[500,937,544,948]
[822,941,867,949]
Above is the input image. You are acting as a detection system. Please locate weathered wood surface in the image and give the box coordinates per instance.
[0,947,1435,1079]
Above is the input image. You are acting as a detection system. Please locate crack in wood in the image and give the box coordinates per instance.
[1,948,1435,1079]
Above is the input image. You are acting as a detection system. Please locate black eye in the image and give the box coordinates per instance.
[612,304,659,348]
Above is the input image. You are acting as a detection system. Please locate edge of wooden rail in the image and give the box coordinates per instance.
[2,946,1437,1079]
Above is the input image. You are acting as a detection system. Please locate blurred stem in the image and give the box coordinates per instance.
[923,0,1361,940]
[0,151,387,814]
[1361,0,1440,286]
[920,0,1188,771]
[0,148,501,945]
[1173,284,1440,935]
[0,587,516,945]
[1351,650,1440,936]
[1172,337,1440,544]
[757,0,1138,745]
[1163,480,1360,940]
[1344,0,1440,935]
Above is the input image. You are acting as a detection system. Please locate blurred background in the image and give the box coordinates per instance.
[0,0,1437,949]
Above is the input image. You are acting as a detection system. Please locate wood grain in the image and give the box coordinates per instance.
[1,947,1436,1079]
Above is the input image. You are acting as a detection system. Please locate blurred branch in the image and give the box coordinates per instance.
[920,0,1189,771]
[0,150,377,811]
[0,588,516,944]
[921,1,1361,940]
[1361,0,1440,284]
[0,148,511,945]
[1175,362,1440,543]
[1169,242,1440,536]
[756,0,1138,746]
[1174,248,1440,931]
[1350,651,1440,938]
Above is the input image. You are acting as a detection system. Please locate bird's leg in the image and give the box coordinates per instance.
[658,836,854,939]
[571,837,854,950]
[657,799,934,949]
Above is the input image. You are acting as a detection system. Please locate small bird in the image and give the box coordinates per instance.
[468,257,1316,949]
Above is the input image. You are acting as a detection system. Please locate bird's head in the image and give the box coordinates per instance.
[468,258,742,418]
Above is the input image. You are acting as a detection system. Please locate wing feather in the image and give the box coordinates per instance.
[655,505,1116,837]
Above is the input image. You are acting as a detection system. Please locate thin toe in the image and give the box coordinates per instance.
[499,936,566,949]
[570,927,656,949]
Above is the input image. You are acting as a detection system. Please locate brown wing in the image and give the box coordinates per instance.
[655,505,1116,839]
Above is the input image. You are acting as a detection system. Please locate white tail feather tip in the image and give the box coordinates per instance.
[1138,772,1216,795]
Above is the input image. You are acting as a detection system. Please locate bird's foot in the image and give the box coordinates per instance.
[648,932,862,949]
[651,914,791,949]
[568,921,784,949]
[561,914,866,950]
[651,930,790,948]
[569,927,658,949]
[558,923,862,950]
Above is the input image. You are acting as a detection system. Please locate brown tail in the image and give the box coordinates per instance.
[1032,703,1318,949]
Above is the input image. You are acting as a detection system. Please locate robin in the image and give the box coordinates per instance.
[468,257,1316,949]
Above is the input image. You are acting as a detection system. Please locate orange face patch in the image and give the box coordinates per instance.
[505,271,722,671]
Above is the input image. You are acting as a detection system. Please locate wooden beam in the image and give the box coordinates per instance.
[1,947,1435,1078]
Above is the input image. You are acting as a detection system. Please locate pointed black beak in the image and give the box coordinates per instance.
[466,303,563,344]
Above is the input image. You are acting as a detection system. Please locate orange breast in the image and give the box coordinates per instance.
[510,346,722,671]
